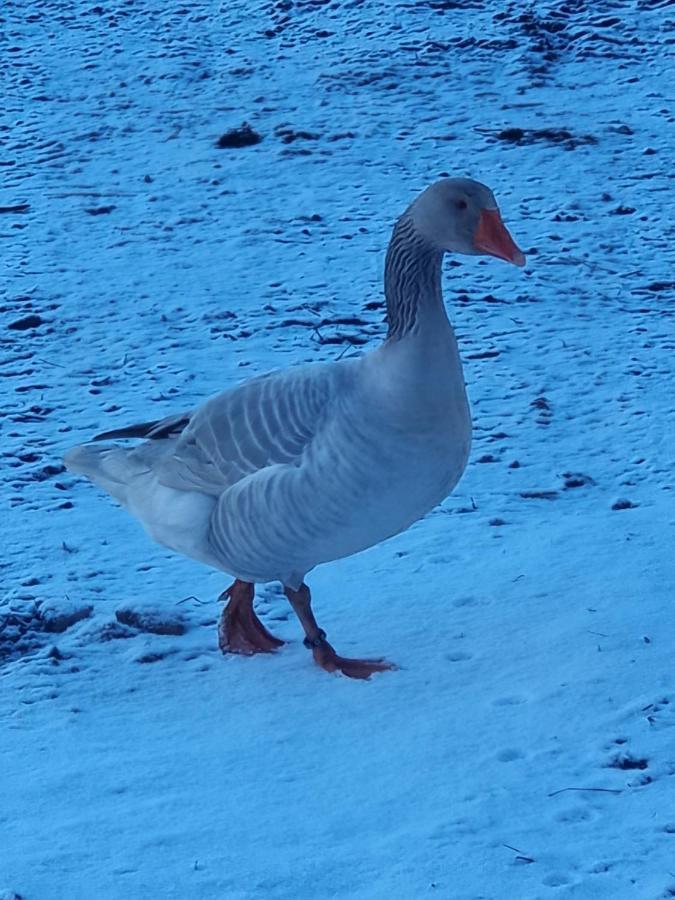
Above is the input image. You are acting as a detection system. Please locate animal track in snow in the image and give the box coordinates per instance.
[496,747,524,762]
[445,650,472,662]
[492,694,527,707]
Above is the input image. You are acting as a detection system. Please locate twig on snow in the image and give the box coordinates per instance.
[502,844,535,864]
[548,787,622,797]
[176,595,208,606]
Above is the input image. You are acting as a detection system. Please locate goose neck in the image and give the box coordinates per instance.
[384,215,446,340]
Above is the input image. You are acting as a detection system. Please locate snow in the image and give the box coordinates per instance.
[2,0,675,897]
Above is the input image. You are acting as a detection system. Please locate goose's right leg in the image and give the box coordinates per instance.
[284,582,396,680]
[218,580,284,655]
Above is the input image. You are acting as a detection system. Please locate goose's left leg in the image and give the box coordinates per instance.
[284,583,396,680]
[218,580,284,655]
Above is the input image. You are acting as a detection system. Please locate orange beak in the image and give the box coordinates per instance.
[474,208,526,267]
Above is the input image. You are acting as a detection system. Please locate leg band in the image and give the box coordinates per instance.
[303,629,327,650]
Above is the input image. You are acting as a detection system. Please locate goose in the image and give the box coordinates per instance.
[65,177,525,679]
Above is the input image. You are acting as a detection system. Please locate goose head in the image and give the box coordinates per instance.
[408,177,525,266]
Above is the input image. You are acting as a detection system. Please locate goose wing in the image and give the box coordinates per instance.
[106,362,348,497]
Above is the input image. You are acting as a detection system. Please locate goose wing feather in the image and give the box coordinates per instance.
[153,361,345,497]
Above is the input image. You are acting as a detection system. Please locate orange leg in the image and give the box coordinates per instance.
[284,583,396,680]
[218,580,284,655]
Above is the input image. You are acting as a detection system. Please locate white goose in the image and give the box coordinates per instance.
[65,178,525,678]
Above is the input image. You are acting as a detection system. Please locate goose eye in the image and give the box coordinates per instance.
[455,199,468,211]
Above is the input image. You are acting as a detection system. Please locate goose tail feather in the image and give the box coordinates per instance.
[64,443,148,506]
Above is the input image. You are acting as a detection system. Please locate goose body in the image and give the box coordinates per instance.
[65,177,524,678]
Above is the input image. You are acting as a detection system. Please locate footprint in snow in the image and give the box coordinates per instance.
[554,805,595,825]
[445,650,472,662]
[542,872,572,887]
[496,747,524,762]
[492,694,527,707]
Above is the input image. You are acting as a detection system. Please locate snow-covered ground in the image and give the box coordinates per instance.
[2,0,675,897]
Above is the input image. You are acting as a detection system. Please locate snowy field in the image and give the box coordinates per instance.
[2,0,675,897]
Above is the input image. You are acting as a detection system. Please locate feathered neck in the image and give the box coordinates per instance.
[384,215,446,340]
